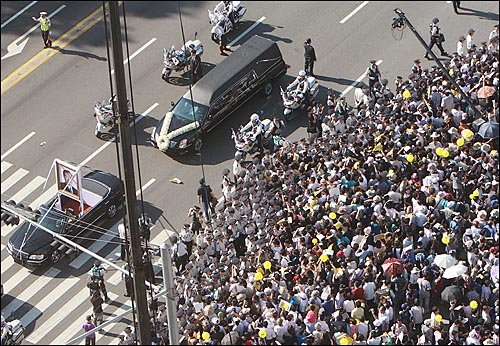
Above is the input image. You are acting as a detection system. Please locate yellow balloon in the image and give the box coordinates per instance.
[436,147,444,156]
[406,154,414,163]
[202,332,211,341]
[320,254,329,262]
[469,194,476,200]
[312,238,318,245]
[470,300,478,309]
[403,90,411,99]
[335,221,343,230]
[257,268,264,274]
[462,129,473,139]
[329,212,337,220]
[255,272,263,281]
[259,329,267,339]
[473,190,479,197]
[435,314,442,323]
[340,337,349,345]
[263,261,272,270]
[442,235,450,245]
[457,138,465,147]
[442,149,450,158]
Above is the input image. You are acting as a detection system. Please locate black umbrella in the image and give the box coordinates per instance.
[441,285,463,303]
[478,121,499,139]
[221,331,241,345]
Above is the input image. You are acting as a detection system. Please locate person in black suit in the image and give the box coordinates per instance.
[189,49,202,85]
[303,38,317,77]
[60,169,79,196]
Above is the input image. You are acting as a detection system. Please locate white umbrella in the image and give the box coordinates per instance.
[434,254,458,269]
[443,263,468,279]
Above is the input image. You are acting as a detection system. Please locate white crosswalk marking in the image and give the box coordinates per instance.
[10,175,46,205]
[2,267,60,318]
[24,276,82,343]
[69,231,118,269]
[28,184,58,209]
[1,168,29,194]
[1,224,16,239]
[2,258,33,293]
[1,161,13,174]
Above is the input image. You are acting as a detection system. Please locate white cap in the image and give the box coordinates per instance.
[40,11,47,15]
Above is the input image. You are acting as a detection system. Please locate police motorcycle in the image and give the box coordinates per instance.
[280,70,320,121]
[232,113,288,158]
[208,1,247,41]
[93,95,132,140]
[1,313,25,345]
[162,32,204,81]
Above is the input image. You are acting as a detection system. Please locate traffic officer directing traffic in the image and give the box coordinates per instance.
[190,49,203,85]
[303,38,317,77]
[32,11,52,48]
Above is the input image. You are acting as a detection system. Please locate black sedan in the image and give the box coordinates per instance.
[6,170,124,267]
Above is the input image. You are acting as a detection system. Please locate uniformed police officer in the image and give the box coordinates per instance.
[425,17,448,59]
[303,38,317,77]
[365,60,381,96]
[32,11,52,48]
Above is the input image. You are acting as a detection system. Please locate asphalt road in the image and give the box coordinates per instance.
[1,1,498,344]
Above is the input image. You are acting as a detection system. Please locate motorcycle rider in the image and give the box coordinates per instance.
[241,113,264,154]
[223,1,236,28]
[1,319,13,345]
[287,70,310,105]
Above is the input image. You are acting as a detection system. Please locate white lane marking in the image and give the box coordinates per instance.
[23,276,81,343]
[29,184,57,209]
[79,103,158,167]
[54,291,120,345]
[1,161,13,174]
[69,178,156,269]
[340,1,370,24]
[1,168,29,194]
[106,246,124,285]
[2,262,34,298]
[111,38,157,74]
[339,59,383,97]
[1,131,36,160]
[1,1,38,29]
[2,267,60,318]
[1,5,66,60]
[9,176,46,205]
[227,16,266,48]
[1,244,15,276]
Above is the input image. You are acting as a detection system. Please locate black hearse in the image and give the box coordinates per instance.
[151,35,287,154]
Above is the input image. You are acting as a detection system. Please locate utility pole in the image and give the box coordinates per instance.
[160,243,180,345]
[108,2,151,344]
[392,8,482,118]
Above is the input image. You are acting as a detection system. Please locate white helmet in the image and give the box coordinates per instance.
[298,70,306,77]
[250,113,259,122]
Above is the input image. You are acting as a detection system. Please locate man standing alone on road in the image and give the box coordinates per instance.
[32,11,52,48]
[303,38,317,77]
[82,315,96,345]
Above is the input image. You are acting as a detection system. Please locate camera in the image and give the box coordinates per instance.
[392,17,404,29]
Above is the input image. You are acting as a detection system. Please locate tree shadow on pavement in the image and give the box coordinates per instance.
[54,47,107,61]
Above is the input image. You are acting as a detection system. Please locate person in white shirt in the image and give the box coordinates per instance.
[457,35,466,56]
[466,28,475,50]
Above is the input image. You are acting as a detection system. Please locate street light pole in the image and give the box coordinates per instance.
[392,8,482,118]
[108,2,151,344]
[160,242,180,345]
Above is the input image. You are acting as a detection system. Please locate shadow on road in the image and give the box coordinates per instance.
[455,7,499,20]
[55,47,107,61]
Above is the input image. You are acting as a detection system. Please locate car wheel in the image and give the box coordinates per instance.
[194,138,203,152]
[263,82,273,96]
[107,204,118,219]
[51,250,61,263]
[97,131,115,141]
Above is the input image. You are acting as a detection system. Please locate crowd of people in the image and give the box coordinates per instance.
[138,22,500,346]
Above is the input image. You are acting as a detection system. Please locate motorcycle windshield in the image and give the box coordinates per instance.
[172,98,207,124]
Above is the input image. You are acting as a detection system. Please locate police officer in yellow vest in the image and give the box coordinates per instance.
[32,11,52,48]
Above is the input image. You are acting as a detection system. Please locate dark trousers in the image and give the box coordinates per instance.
[305,59,315,76]
[452,1,461,13]
[191,72,202,85]
[426,37,446,57]
[85,336,96,345]
[368,78,379,96]
[176,254,189,273]
[41,30,51,47]
[120,241,126,260]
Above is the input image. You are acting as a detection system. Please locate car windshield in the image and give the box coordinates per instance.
[172,97,207,123]
[37,206,68,234]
